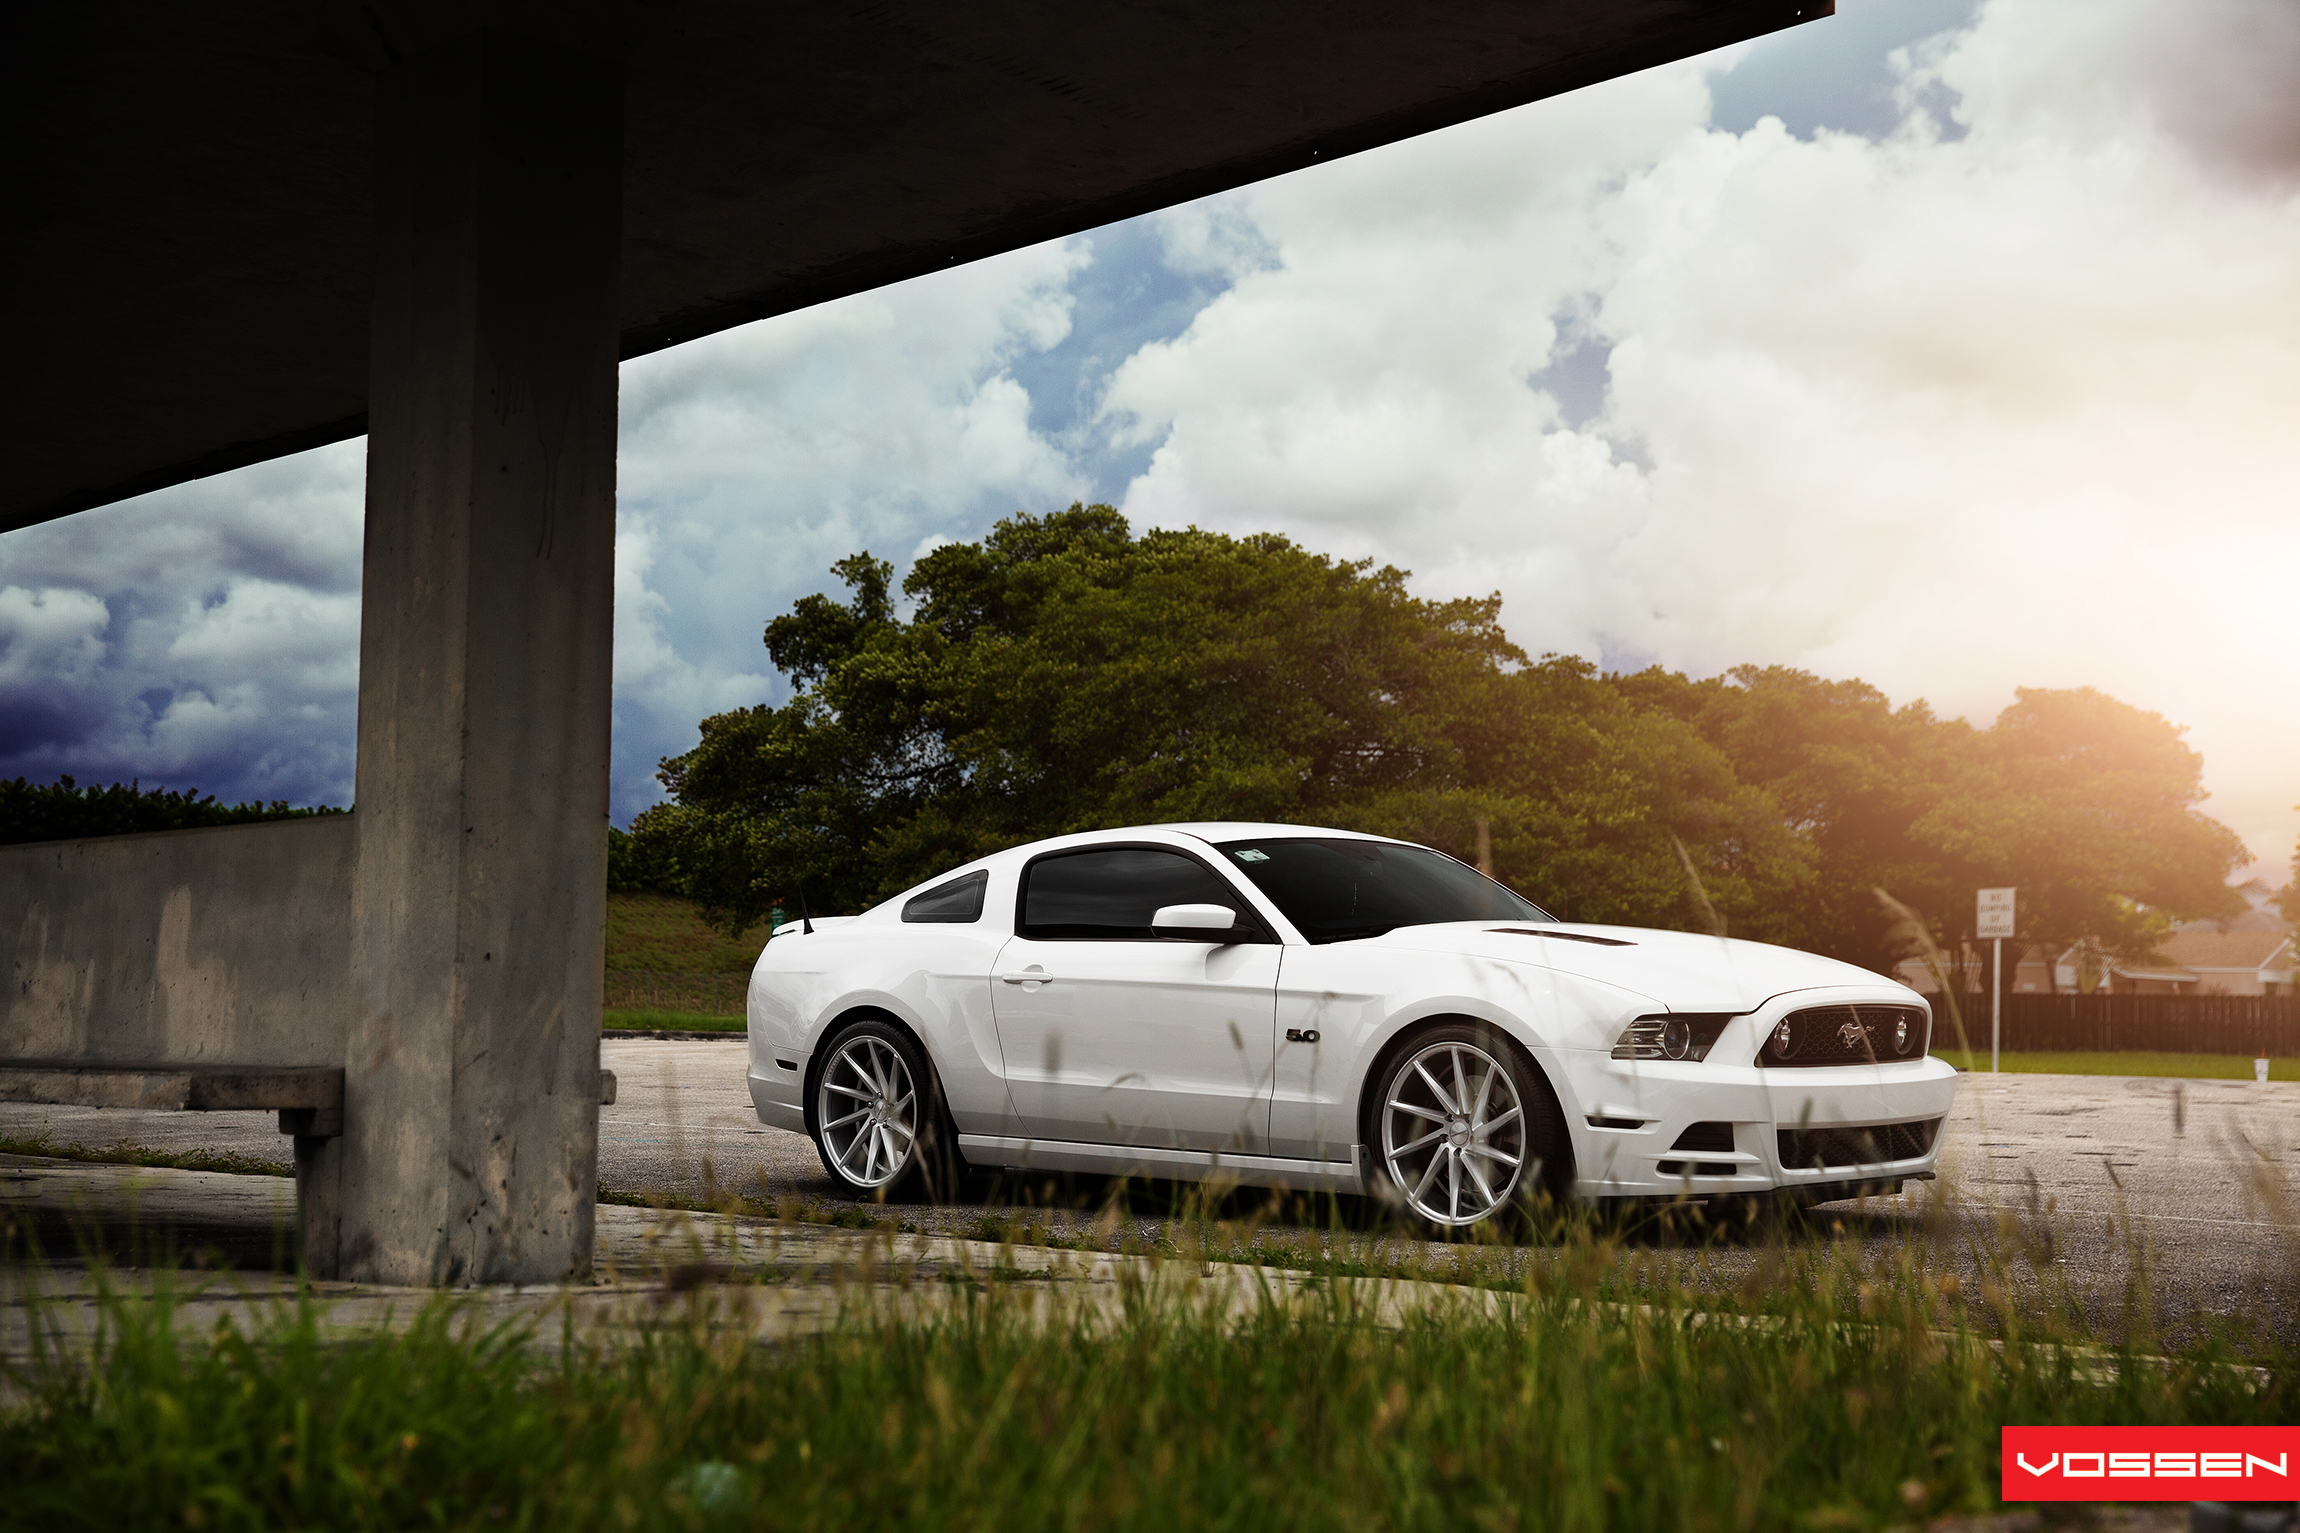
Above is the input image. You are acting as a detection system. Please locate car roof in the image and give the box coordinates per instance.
[1151,822,1404,845]
[864,821,1443,920]
[969,822,1411,870]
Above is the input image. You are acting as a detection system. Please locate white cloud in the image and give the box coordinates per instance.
[1099,0,2300,873]
[9,0,2294,879]
[607,239,1094,813]
[166,579,358,693]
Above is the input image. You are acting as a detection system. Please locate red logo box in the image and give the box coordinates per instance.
[2004,1427,2300,1502]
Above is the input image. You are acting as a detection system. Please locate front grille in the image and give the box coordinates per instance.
[1777,1118,1940,1170]
[1757,1004,1928,1067]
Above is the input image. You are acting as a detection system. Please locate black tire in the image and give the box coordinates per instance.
[808,1015,965,1202]
[1362,1020,1570,1236]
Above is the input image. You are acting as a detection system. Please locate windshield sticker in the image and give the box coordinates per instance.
[1234,849,1269,862]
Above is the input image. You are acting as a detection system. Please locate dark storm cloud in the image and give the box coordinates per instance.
[0,442,364,808]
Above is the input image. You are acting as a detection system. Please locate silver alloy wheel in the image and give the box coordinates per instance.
[1379,1038,1529,1226]
[817,1033,919,1189]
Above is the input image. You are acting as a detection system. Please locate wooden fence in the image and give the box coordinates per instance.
[1932,993,2300,1056]
[603,970,747,1016]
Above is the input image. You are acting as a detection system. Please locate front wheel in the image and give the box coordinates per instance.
[1368,1023,1568,1234]
[809,1017,963,1201]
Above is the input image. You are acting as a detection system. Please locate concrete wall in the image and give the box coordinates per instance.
[1,816,353,1067]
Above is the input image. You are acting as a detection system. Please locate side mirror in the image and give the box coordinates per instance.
[1150,903,1255,942]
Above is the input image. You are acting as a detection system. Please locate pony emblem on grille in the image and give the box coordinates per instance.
[1837,1020,1868,1051]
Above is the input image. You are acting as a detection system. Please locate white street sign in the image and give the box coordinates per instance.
[1977,887,2016,939]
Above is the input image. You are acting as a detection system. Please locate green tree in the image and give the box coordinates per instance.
[1613,665,1959,968]
[1913,687,2246,962]
[640,507,1525,929]
[1362,657,1814,941]
[639,508,1810,935]
[0,776,345,845]
[1611,670,2246,974]
[635,508,2247,968]
[2279,816,2300,930]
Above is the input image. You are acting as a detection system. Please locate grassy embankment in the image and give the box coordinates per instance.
[5,1196,2292,1531]
[603,892,763,1030]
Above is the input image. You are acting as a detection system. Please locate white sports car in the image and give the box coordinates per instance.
[744,823,1959,1231]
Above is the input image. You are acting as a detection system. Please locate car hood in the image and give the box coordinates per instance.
[1366,921,1912,1013]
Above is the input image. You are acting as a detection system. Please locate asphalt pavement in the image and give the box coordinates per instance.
[7,1039,2297,1336]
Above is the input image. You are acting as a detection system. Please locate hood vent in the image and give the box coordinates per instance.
[1490,927,1635,947]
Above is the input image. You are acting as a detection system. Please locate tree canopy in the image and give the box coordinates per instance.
[2278,821,2300,931]
[0,775,345,846]
[632,506,2246,973]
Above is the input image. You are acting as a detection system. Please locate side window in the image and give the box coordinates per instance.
[902,870,988,924]
[1019,848,1243,940]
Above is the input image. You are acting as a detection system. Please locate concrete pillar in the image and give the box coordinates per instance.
[324,30,623,1285]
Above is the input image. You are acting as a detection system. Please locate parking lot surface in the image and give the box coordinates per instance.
[7,1039,2296,1332]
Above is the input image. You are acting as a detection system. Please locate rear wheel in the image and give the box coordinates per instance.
[1368,1022,1568,1234]
[810,1017,964,1201]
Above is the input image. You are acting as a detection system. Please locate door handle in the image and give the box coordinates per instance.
[1000,968,1053,985]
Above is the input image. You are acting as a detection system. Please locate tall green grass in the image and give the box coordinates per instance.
[12,887,2288,1526]
[1941,1049,2299,1080]
[602,1008,745,1033]
[4,1195,2291,1532]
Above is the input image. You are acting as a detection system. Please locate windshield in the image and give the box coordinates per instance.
[1212,837,1552,943]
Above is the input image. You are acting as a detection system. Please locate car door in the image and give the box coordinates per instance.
[991,845,1279,1153]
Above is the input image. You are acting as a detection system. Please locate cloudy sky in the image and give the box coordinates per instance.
[3,0,2295,880]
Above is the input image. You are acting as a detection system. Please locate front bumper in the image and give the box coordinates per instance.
[1554,1047,1961,1202]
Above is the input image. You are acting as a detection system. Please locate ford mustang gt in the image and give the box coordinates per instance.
[744,824,1959,1231]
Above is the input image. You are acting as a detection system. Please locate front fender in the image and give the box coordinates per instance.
[1272,947,1645,1161]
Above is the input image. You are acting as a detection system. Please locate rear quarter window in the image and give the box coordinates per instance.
[901,870,989,924]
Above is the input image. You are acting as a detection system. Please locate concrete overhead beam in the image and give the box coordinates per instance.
[1,1,1834,529]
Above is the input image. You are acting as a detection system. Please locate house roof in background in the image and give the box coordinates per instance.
[2107,965,2200,984]
[0,0,1824,532]
[2157,930,2298,973]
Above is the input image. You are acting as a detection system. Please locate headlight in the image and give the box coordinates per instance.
[1611,1013,1736,1062]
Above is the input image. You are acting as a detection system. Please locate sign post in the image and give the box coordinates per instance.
[1977,888,2017,1073]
